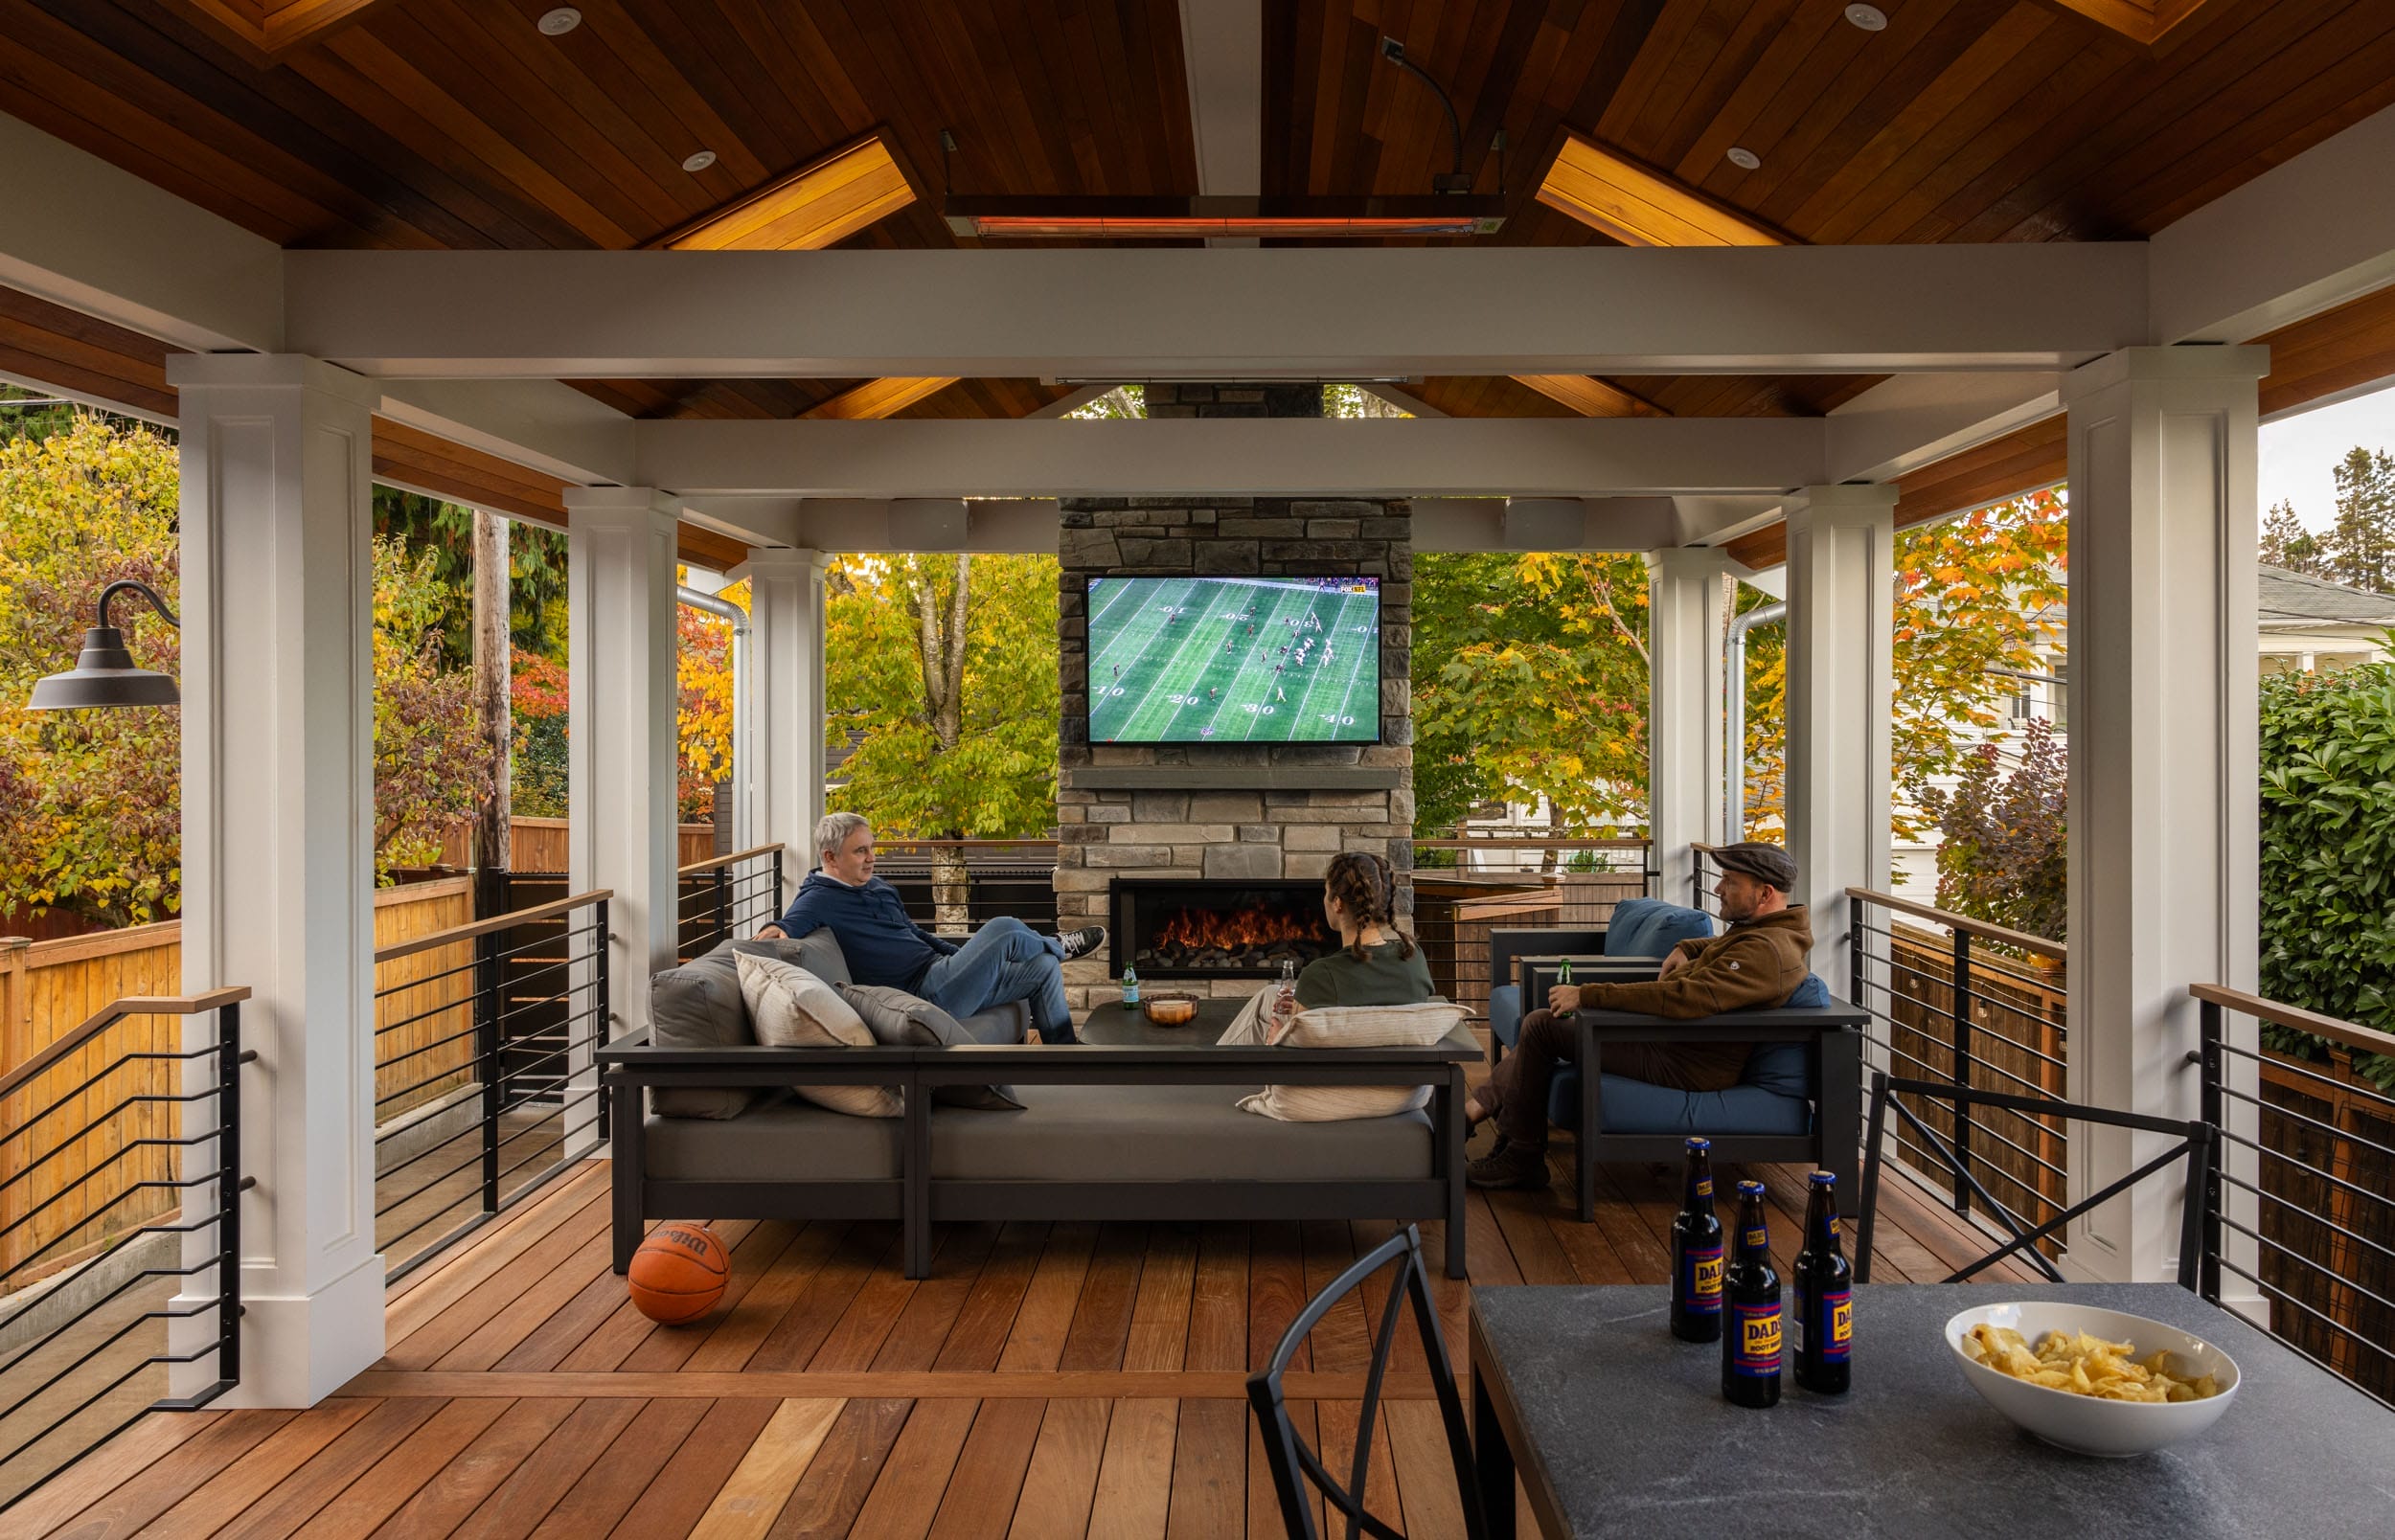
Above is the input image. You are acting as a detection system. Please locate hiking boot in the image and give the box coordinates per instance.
[1466,1143,1552,1190]
[1059,925,1108,962]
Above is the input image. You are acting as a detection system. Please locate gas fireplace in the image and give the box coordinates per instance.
[1108,879,1334,980]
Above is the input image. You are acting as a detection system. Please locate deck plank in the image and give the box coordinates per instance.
[690,1396,844,1540]
[209,1398,448,1540]
[604,1396,780,1538]
[1005,1398,1109,1540]
[1083,1397,1177,1538]
[760,1396,913,1540]
[684,1222,852,1373]
[285,1395,512,1537]
[1123,1225,1201,1372]
[36,1408,292,1539]
[925,1396,1046,1540]
[1056,1223,1149,1372]
[448,1394,644,1539]
[1163,1396,1246,1538]
[361,1395,578,1537]
[932,1221,1050,1372]
[994,1222,1098,1372]
[525,1396,711,1537]
[150,1400,380,1537]
[845,1395,979,1539]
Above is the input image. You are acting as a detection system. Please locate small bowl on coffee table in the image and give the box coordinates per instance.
[1141,993,1199,1027]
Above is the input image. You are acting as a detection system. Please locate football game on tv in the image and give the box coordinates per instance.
[1086,576,1380,745]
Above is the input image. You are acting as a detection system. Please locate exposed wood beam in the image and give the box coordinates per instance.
[2041,0,2228,48]
[169,0,393,61]
[801,377,960,420]
[644,132,915,252]
[1513,374,1670,418]
[629,417,1828,499]
[282,246,2151,377]
[1537,131,1788,249]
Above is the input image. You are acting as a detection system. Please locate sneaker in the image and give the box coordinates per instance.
[1058,925,1107,962]
[1466,1143,1552,1191]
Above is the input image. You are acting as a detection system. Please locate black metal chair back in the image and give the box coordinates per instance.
[1246,1224,1489,1540]
[1855,1070,2216,1290]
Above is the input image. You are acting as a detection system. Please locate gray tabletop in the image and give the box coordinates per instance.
[1471,1281,2395,1539]
[1080,996,1246,1045]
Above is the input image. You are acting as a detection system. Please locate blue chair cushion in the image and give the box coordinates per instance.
[1545,969,1832,1132]
[1604,897,1714,959]
[1489,984,1523,1050]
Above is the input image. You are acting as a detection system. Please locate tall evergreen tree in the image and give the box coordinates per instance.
[2324,446,2395,594]
[2261,499,2326,575]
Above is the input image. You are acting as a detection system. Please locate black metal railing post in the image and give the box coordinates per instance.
[473,924,503,1217]
[2197,997,2224,1303]
[770,849,784,920]
[713,865,731,949]
[1951,928,1974,1214]
[216,1001,244,1390]
[594,895,614,1144]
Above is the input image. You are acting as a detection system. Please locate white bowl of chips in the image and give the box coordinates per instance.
[1945,1302,2240,1457]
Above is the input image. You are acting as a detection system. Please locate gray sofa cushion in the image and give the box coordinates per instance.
[643,1094,901,1180]
[840,985,1025,1110]
[930,1082,1433,1181]
[649,936,860,1119]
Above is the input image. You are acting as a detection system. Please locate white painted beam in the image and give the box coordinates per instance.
[282,246,2149,377]
[373,378,636,487]
[0,111,281,352]
[1823,371,2064,487]
[632,417,1827,498]
[1181,1,1261,196]
[2152,101,2395,345]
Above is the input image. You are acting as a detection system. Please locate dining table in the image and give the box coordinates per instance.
[1469,1281,2395,1539]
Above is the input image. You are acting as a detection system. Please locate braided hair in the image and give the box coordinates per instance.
[1322,850,1416,962]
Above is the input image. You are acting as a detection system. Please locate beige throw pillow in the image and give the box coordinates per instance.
[1236,1001,1469,1122]
[734,951,901,1119]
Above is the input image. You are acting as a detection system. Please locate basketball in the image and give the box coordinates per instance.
[627,1223,729,1324]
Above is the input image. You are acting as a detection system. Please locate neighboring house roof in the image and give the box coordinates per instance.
[825,725,868,787]
[2256,564,2395,629]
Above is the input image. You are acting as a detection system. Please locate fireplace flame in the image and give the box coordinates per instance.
[1152,904,1327,954]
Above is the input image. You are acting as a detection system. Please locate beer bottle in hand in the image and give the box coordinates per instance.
[1669,1138,1723,1343]
[1721,1180,1782,1408]
[1793,1170,1853,1394]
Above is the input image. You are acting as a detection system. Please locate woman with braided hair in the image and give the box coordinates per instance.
[1217,850,1433,1044]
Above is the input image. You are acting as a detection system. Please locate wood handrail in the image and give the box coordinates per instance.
[677,843,786,877]
[2189,983,2395,1060]
[1411,836,1651,850]
[373,890,612,966]
[0,986,252,1104]
[1844,886,2068,962]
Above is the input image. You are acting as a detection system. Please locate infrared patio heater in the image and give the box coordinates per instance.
[942,38,1505,240]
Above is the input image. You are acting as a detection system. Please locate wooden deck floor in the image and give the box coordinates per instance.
[16,1142,2030,1539]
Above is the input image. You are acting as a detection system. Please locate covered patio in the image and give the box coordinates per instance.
[5,2,2395,1533]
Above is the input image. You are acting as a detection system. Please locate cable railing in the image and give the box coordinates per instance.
[1411,837,1653,1017]
[675,843,786,961]
[0,989,250,1514]
[2194,984,2395,1409]
[1845,888,2070,1253]
[1690,843,1725,923]
[372,891,612,1280]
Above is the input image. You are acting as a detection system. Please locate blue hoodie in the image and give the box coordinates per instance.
[772,871,956,991]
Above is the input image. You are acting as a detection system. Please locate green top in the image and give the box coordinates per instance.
[1295,939,1437,1009]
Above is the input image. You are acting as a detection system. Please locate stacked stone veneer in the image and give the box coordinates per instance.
[1055,492,1415,1011]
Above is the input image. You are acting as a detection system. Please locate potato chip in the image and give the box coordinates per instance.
[1961,1323,2221,1401]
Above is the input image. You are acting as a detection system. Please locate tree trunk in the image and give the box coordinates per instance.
[470,509,512,881]
[911,555,975,933]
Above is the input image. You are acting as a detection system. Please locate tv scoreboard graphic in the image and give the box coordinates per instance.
[1087,577,1380,744]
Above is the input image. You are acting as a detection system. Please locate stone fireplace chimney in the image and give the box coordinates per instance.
[1054,384,1413,1011]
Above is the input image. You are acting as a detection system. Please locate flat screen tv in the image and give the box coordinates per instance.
[1086,576,1380,745]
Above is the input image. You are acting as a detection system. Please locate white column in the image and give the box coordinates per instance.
[736,547,830,884]
[167,353,382,1406]
[2063,346,2267,1286]
[567,488,679,1070]
[1784,484,1897,1002]
[1646,548,1729,908]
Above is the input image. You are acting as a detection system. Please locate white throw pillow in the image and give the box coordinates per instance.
[735,952,900,1119]
[1237,1000,1469,1122]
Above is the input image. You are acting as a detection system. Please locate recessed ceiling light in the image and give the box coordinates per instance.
[537,8,582,36]
[1844,4,1888,30]
[1725,147,1761,170]
[681,150,718,173]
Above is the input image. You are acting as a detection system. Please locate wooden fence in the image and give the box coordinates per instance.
[435,817,720,872]
[0,877,474,1292]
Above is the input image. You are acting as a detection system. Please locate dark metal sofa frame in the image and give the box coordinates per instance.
[598,1030,1480,1280]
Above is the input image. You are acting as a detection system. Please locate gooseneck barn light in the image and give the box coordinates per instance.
[28,578,181,710]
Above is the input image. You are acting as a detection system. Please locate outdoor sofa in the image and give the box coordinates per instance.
[1485,901,1868,1219]
[599,934,1478,1280]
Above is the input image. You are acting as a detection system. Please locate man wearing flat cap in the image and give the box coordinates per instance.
[1465,841,1813,1189]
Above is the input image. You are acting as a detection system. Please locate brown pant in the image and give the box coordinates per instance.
[1479,1008,1751,1148]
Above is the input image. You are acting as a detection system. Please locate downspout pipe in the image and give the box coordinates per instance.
[1724,601,1786,845]
[677,585,750,851]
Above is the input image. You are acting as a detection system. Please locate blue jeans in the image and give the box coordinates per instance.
[917,917,1078,1043]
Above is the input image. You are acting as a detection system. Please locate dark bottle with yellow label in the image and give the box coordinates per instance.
[1793,1170,1853,1394]
[1721,1180,1782,1408]
[1669,1137,1723,1343]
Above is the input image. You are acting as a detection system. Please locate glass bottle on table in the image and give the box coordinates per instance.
[1721,1180,1783,1408]
[1793,1170,1853,1394]
[1121,963,1139,1008]
[1272,958,1299,1033]
[1670,1137,1723,1343]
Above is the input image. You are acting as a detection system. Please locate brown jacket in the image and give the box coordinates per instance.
[1584,906,1814,1021]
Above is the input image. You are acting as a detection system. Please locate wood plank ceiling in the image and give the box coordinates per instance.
[7,0,2395,447]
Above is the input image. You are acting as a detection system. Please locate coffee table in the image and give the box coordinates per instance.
[1077,993,1253,1045]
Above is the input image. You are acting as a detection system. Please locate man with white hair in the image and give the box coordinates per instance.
[758,812,1105,1044]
